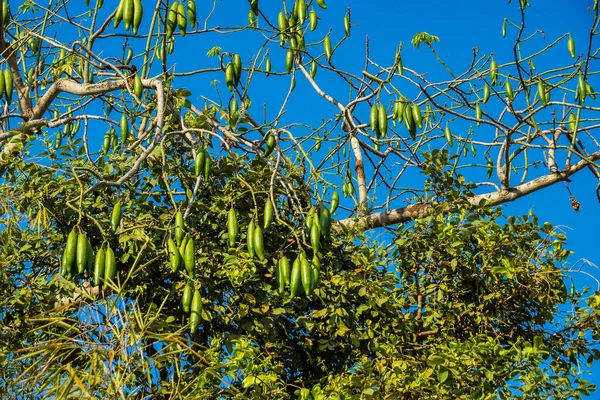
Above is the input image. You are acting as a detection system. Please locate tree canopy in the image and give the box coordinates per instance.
[1,0,599,398]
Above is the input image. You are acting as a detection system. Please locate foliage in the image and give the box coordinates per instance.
[0,0,599,399]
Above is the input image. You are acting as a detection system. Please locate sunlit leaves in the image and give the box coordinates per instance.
[411,32,441,49]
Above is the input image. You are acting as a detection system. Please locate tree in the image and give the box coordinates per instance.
[1,0,599,398]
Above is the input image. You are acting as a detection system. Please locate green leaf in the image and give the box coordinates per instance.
[438,367,449,383]
[206,46,221,57]
[242,376,257,388]
[427,355,445,366]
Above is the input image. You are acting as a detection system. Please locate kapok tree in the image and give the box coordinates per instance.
[1,1,599,398]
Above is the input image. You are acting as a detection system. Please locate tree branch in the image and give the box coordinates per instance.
[0,77,161,179]
[337,150,600,232]
[297,60,370,215]
[51,280,100,310]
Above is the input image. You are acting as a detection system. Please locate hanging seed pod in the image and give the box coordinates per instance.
[490,59,498,86]
[228,207,239,248]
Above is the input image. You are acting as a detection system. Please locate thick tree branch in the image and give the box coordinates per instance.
[0,77,160,179]
[337,150,600,232]
[51,280,100,309]
[31,78,133,119]
[298,60,370,215]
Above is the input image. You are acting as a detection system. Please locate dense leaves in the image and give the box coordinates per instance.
[2,147,599,398]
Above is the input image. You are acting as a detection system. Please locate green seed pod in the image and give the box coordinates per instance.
[310,60,317,78]
[396,101,405,123]
[265,58,272,76]
[286,49,294,73]
[229,97,239,126]
[538,79,547,106]
[168,238,180,272]
[228,208,239,248]
[344,11,350,36]
[278,11,287,32]
[505,77,514,101]
[177,2,187,36]
[247,10,257,28]
[187,0,197,27]
[182,284,192,313]
[103,246,117,290]
[264,198,274,229]
[94,246,105,287]
[490,59,498,86]
[377,104,387,138]
[300,252,313,296]
[411,104,422,129]
[444,124,453,147]
[132,0,143,35]
[63,228,78,277]
[370,104,379,134]
[276,257,289,294]
[280,256,291,286]
[184,238,195,278]
[111,201,122,233]
[0,68,5,100]
[247,220,255,257]
[330,191,339,213]
[309,9,318,31]
[166,1,178,38]
[114,0,124,28]
[567,36,575,59]
[120,113,129,144]
[4,68,12,103]
[194,149,205,178]
[133,74,143,98]
[296,0,307,25]
[254,226,265,261]
[323,34,332,61]
[263,134,276,157]
[233,54,242,84]
[310,218,320,253]
[319,205,331,239]
[290,255,302,298]
[76,232,88,275]
[102,129,112,155]
[487,157,494,179]
[189,289,202,333]
[175,211,185,246]
[203,148,211,181]
[179,236,187,263]
[122,0,134,31]
[483,83,491,104]
[311,254,321,291]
